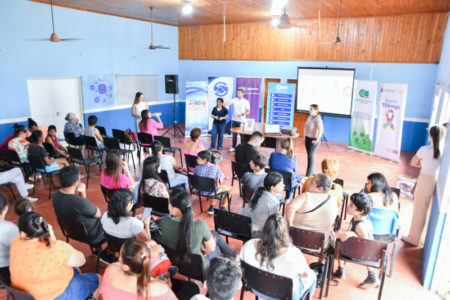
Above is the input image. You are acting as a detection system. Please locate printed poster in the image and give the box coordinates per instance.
[208,77,234,130]
[235,77,262,121]
[185,81,209,137]
[266,83,296,127]
[82,74,116,110]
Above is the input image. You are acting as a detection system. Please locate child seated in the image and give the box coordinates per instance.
[45,125,69,158]
[334,192,377,289]
[241,153,268,193]
[13,198,34,223]
[83,115,104,149]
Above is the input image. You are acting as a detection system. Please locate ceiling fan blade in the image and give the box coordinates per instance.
[154,45,170,49]
[58,38,82,42]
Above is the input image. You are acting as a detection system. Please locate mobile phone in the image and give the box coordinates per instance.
[141,208,152,221]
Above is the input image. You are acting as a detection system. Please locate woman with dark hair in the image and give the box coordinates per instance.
[239,171,284,236]
[131,92,149,133]
[27,118,48,138]
[210,98,229,150]
[1,124,21,152]
[139,109,163,136]
[139,156,169,201]
[403,125,445,247]
[0,193,19,285]
[240,214,316,300]
[101,189,151,241]
[9,212,100,299]
[27,130,69,172]
[183,127,205,157]
[152,140,188,189]
[269,138,302,192]
[365,172,399,211]
[160,189,235,268]
[304,104,323,176]
[8,124,29,163]
[101,149,137,192]
[100,239,176,299]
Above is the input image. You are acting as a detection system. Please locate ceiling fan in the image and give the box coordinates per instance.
[273,4,311,29]
[148,7,170,50]
[317,0,346,44]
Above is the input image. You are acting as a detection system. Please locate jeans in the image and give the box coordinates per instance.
[210,122,227,149]
[205,231,237,270]
[305,136,321,177]
[231,120,243,148]
[0,167,28,197]
[54,268,99,300]
[169,173,189,190]
[133,177,142,204]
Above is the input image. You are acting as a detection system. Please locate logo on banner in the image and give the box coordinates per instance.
[383,109,395,130]
[214,82,229,97]
[358,89,369,98]
[276,84,288,91]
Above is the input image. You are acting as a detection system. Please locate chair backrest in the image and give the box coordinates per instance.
[64,131,77,146]
[101,185,119,203]
[163,244,205,282]
[337,237,387,268]
[103,137,120,151]
[84,135,98,148]
[334,178,344,188]
[369,208,399,236]
[231,161,251,179]
[289,226,326,258]
[243,189,255,205]
[142,193,170,216]
[0,281,36,300]
[188,174,216,194]
[137,132,153,146]
[43,142,57,157]
[5,149,22,165]
[112,129,130,144]
[214,209,252,240]
[159,170,169,184]
[68,147,84,162]
[240,260,293,300]
[104,232,130,253]
[96,125,107,137]
[57,218,91,245]
[154,135,171,149]
[184,154,198,171]
[27,154,46,170]
[270,169,293,189]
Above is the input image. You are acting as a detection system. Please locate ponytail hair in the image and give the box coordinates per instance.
[151,140,163,157]
[140,109,149,131]
[28,118,38,129]
[120,239,152,299]
[169,189,193,264]
[29,130,43,144]
[429,125,444,159]
[250,171,283,210]
[12,124,27,137]
[18,212,51,247]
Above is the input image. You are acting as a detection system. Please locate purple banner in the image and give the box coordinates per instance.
[236,77,262,122]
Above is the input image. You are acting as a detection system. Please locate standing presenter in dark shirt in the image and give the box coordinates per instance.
[210,98,229,150]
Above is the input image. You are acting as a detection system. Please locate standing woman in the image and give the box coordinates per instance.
[131,92,148,133]
[304,104,324,176]
[402,125,444,247]
[210,98,229,150]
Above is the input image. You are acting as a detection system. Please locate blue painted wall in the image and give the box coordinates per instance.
[179,60,437,151]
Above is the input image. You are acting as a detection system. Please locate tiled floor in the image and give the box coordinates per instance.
[2,127,439,299]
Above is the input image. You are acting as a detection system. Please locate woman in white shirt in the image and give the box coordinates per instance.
[402,125,444,246]
[131,92,148,133]
[240,214,316,300]
[304,104,324,176]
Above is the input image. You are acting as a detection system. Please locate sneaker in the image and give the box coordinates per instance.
[401,235,419,247]
[207,205,215,215]
[358,271,380,289]
[25,183,34,190]
[26,197,38,202]
[333,267,345,279]
[228,147,235,152]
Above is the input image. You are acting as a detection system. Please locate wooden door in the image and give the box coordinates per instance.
[263,78,281,123]
[287,79,309,137]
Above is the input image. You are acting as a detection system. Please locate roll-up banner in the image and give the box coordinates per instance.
[208,77,234,130]
[348,80,378,153]
[266,83,296,127]
[373,82,408,162]
[235,77,262,122]
[185,81,209,137]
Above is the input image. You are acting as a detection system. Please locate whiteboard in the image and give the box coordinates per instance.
[116,75,159,106]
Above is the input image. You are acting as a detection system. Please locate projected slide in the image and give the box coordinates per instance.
[296,68,355,117]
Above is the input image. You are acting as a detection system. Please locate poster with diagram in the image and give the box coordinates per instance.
[82,74,116,110]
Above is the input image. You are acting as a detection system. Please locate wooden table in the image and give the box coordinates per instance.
[231,127,299,151]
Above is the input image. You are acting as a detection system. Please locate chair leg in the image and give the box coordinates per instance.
[240,283,245,300]
[48,174,52,200]
[325,254,335,297]
[8,185,16,200]
[199,195,203,212]
[228,193,231,211]
[178,150,183,169]
[85,164,90,189]
[378,258,388,300]
[389,238,398,277]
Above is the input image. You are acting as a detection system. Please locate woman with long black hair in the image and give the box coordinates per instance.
[365,172,399,212]
[402,125,445,246]
[304,104,324,176]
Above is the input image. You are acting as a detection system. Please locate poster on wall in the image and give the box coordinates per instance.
[235,77,262,122]
[348,80,378,153]
[208,77,234,130]
[82,74,116,110]
[373,82,408,162]
[266,82,296,127]
[185,81,210,137]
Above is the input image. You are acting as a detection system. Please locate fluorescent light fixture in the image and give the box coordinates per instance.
[182,3,193,15]
[271,18,280,27]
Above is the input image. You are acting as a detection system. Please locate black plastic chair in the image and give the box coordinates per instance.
[4,149,31,180]
[100,185,120,203]
[67,147,101,189]
[242,189,255,208]
[270,169,301,200]
[171,278,201,300]
[84,136,104,161]
[289,227,329,299]
[159,169,186,190]
[96,125,107,137]
[64,131,82,147]
[104,137,135,167]
[112,129,137,169]
[137,132,153,148]
[0,279,35,300]
[57,218,103,272]
[240,260,294,300]
[0,182,17,200]
[184,154,198,173]
[104,232,130,255]
[43,142,60,158]
[231,161,251,196]
[162,243,205,282]
[214,209,252,244]
[188,174,231,212]
[27,155,59,199]
[142,193,170,217]
[154,135,183,168]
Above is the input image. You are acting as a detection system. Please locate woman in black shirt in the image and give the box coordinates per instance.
[210,98,228,150]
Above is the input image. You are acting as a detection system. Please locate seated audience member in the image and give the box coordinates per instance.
[101,189,151,241]
[269,138,302,192]
[334,193,377,289]
[152,140,188,189]
[139,109,163,136]
[194,150,231,214]
[303,158,344,204]
[0,193,19,285]
[241,153,268,193]
[183,127,205,156]
[159,189,236,269]
[286,173,338,245]
[64,112,84,144]
[239,172,284,237]
[100,239,176,300]
[364,172,399,212]
[139,156,169,200]
[1,124,20,151]
[52,166,106,247]
[240,214,317,300]
[83,115,105,149]
[13,198,34,223]
[101,150,137,192]
[8,124,29,163]
[0,168,37,202]
[45,125,69,158]
[235,131,264,165]
[191,256,242,300]
[10,212,100,299]
[27,118,48,138]
[28,130,69,171]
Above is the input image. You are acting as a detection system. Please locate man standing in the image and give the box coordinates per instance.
[224,88,250,152]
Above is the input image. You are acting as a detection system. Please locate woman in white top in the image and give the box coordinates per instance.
[131,92,148,133]
[240,214,316,300]
[304,104,324,176]
[365,173,399,212]
[402,125,445,246]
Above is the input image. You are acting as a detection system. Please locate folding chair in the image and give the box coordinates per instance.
[214,209,252,244]
[104,232,130,256]
[68,147,101,189]
[84,136,104,162]
[27,155,59,199]
[104,137,134,168]
[154,135,183,168]
[242,189,255,208]
[100,185,119,203]
[137,132,153,156]
[96,125,107,137]
[188,174,231,212]
[142,193,170,217]
[63,132,82,148]
[162,243,205,282]
[184,154,198,173]
[112,129,137,169]
[4,149,32,180]
[231,161,251,196]
[43,142,60,158]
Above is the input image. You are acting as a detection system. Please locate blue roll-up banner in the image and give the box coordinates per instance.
[208,77,234,131]
[185,81,209,137]
[266,83,296,127]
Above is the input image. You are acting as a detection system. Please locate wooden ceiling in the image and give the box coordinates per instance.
[31,0,450,26]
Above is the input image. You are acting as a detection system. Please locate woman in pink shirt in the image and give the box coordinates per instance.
[139,110,163,137]
[101,150,137,191]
